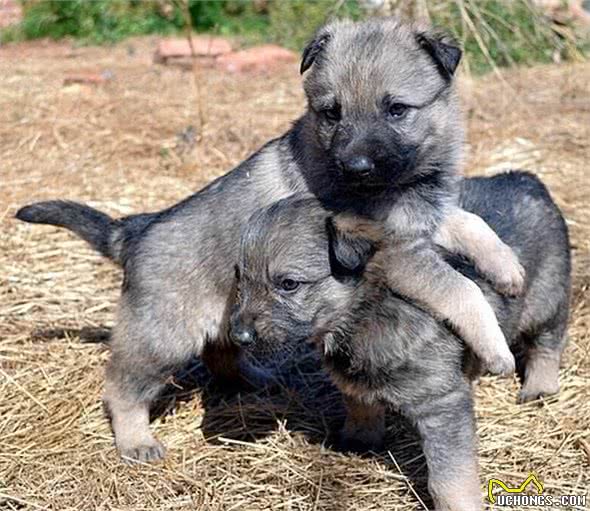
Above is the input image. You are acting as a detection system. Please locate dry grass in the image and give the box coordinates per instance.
[0,37,588,510]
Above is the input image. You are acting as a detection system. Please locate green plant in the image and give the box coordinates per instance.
[15,0,183,43]
[429,0,587,74]
[266,0,362,50]
[189,1,271,43]
[2,0,586,72]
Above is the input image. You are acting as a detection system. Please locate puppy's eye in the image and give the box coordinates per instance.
[279,278,300,292]
[321,104,341,123]
[388,103,409,119]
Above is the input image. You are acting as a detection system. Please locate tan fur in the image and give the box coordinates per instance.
[104,382,165,463]
[519,347,561,403]
[428,462,482,511]
[435,207,526,296]
[332,214,385,243]
[335,210,519,376]
[366,238,516,376]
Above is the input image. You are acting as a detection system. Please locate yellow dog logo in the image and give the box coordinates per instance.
[488,474,544,504]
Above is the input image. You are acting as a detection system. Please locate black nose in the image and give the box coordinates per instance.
[231,324,257,346]
[342,155,375,175]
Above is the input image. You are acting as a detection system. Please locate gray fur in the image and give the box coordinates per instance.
[232,172,571,511]
[17,18,522,461]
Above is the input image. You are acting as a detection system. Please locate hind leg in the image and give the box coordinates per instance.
[103,310,196,462]
[104,350,173,462]
[519,324,567,403]
[104,373,165,462]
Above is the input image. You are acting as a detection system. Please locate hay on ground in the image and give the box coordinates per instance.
[0,38,588,510]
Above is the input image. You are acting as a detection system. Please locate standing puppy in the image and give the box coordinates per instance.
[231,172,571,511]
[18,18,519,461]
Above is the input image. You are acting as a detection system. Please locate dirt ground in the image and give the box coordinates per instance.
[0,37,588,511]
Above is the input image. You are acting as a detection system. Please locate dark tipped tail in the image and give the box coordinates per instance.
[16,200,124,263]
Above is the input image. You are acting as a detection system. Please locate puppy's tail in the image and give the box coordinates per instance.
[15,200,151,265]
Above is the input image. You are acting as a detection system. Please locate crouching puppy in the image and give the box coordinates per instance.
[231,172,571,511]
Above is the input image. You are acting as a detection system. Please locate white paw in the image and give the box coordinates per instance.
[119,437,166,463]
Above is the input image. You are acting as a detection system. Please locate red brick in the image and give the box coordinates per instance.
[155,36,232,62]
[216,45,298,74]
[0,0,23,28]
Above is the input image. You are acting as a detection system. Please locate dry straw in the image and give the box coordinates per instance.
[0,35,588,510]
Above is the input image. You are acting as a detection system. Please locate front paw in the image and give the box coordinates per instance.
[518,381,560,404]
[494,261,525,297]
[118,437,166,464]
[480,346,516,377]
[518,368,560,404]
[486,248,526,297]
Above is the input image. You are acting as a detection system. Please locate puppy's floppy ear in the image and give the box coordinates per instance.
[300,29,331,74]
[415,29,462,80]
[326,215,382,278]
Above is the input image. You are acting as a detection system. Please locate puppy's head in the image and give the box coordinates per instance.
[230,197,382,353]
[301,18,463,189]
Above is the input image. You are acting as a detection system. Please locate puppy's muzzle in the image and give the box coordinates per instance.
[340,155,375,177]
[230,321,258,347]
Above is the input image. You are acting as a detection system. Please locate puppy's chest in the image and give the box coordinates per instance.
[383,195,446,238]
[330,191,444,239]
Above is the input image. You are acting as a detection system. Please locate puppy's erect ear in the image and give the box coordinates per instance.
[416,29,462,80]
[326,215,381,278]
[300,29,331,74]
